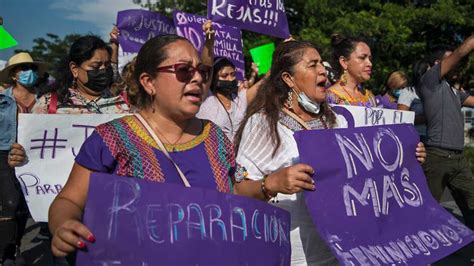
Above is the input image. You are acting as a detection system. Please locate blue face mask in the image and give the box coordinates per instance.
[392,89,401,98]
[17,70,38,87]
[296,90,321,114]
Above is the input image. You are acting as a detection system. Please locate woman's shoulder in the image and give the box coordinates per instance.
[95,115,133,132]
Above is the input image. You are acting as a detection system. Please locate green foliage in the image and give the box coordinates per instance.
[15,33,82,79]
[22,0,473,90]
[143,0,472,91]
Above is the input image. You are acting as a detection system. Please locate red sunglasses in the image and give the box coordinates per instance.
[156,63,212,83]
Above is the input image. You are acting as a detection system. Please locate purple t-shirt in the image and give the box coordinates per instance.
[75,118,234,191]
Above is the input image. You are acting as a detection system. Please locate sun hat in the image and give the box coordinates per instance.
[0,52,46,83]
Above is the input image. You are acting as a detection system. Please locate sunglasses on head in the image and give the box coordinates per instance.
[156,63,212,83]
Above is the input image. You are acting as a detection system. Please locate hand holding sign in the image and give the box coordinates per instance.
[266,163,316,195]
[51,219,95,257]
[8,143,26,167]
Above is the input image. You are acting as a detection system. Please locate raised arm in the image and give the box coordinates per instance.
[440,35,474,78]
[201,20,215,67]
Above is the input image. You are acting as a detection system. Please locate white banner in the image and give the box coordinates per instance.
[16,114,127,222]
[331,105,414,127]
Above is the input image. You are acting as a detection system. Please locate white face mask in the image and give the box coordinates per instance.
[294,89,321,114]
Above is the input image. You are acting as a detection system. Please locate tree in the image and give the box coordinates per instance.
[139,0,473,92]
[15,33,83,79]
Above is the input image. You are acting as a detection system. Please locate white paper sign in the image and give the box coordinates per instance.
[331,105,415,127]
[16,114,127,222]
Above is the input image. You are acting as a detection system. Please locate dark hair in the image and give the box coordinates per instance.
[210,57,236,94]
[234,40,336,156]
[55,35,112,103]
[412,59,431,96]
[126,34,190,109]
[428,45,454,66]
[331,34,368,77]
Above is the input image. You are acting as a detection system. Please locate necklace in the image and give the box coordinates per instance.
[340,84,361,102]
[282,108,328,130]
[142,113,193,152]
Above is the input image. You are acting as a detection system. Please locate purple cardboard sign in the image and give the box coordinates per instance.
[208,0,290,39]
[294,124,474,265]
[76,173,291,265]
[173,10,245,80]
[117,9,176,53]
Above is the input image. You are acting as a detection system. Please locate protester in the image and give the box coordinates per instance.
[377,70,408,109]
[48,35,240,257]
[398,60,429,142]
[197,57,264,141]
[326,34,377,107]
[31,35,129,114]
[0,52,44,264]
[418,35,474,229]
[233,40,427,265]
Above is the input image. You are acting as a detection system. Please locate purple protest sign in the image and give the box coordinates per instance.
[294,124,474,265]
[173,10,245,80]
[76,173,291,265]
[117,9,176,53]
[208,0,290,39]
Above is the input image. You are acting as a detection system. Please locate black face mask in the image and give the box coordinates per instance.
[84,67,113,92]
[215,79,238,95]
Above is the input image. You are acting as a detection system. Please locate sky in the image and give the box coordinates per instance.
[0,0,143,61]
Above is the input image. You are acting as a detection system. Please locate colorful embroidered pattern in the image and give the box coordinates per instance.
[326,88,377,108]
[204,123,235,192]
[96,116,235,192]
[96,116,165,182]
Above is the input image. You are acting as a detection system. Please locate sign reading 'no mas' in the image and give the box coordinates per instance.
[208,0,290,39]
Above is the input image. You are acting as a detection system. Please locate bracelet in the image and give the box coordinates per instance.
[261,175,276,200]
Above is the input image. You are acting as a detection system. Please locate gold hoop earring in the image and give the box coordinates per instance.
[340,70,348,86]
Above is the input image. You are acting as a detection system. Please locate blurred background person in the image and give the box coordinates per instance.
[0,52,45,265]
[326,34,377,107]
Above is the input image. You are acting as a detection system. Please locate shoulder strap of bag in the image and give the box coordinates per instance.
[134,113,191,187]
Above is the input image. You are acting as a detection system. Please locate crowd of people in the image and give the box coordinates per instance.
[0,18,473,265]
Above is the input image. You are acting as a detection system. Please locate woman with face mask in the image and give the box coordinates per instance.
[326,34,378,108]
[0,52,45,264]
[376,71,408,109]
[233,40,427,265]
[197,58,263,142]
[31,35,130,114]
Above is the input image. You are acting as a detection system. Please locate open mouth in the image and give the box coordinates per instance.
[184,90,202,103]
[317,79,327,88]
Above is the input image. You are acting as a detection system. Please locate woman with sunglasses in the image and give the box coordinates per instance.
[48,35,239,257]
[0,52,44,264]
